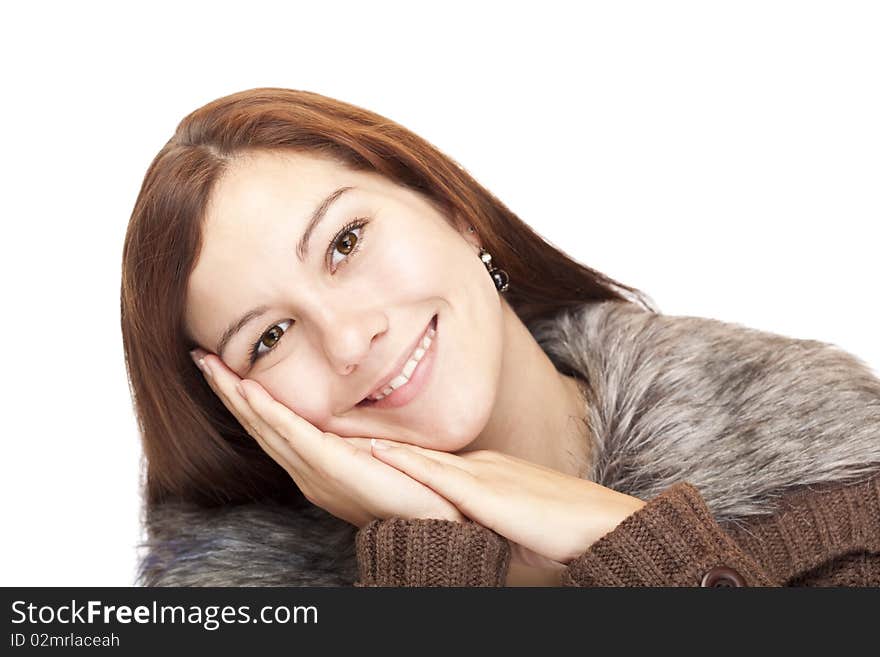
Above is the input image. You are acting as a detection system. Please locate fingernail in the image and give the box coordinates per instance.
[236,382,246,399]
[190,350,211,378]
[371,438,391,451]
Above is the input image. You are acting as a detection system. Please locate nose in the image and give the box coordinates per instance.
[310,308,386,376]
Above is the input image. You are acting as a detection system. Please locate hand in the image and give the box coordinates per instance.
[189,348,466,529]
[368,440,647,565]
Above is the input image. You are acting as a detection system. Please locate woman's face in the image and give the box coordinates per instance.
[184,149,504,451]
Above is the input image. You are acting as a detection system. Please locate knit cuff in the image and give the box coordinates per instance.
[561,482,778,587]
[354,518,511,587]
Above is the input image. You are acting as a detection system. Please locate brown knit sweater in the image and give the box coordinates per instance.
[354,472,880,587]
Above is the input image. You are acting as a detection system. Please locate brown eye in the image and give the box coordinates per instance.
[260,325,284,349]
[248,319,294,365]
[328,219,367,271]
[336,230,358,255]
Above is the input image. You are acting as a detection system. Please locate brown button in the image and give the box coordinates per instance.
[700,566,746,587]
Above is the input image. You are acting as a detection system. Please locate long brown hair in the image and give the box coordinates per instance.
[121,87,657,509]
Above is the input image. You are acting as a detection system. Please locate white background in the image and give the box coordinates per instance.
[1,1,877,585]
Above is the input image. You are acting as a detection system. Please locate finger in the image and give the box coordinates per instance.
[195,352,263,434]
[199,356,377,501]
[342,437,375,454]
[373,440,481,472]
[196,354,260,436]
[370,440,481,513]
[235,377,369,490]
[197,352,303,471]
[237,377,341,466]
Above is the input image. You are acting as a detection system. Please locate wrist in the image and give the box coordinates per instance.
[564,491,647,564]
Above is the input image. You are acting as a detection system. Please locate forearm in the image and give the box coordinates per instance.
[354,517,510,587]
[561,482,778,586]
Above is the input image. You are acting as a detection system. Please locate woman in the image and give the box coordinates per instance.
[124,87,880,587]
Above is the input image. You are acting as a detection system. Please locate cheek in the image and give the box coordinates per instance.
[372,225,463,292]
[258,365,332,432]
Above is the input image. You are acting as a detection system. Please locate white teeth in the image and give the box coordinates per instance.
[367,326,435,401]
[401,358,418,379]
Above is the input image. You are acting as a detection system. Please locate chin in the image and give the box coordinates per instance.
[412,431,477,454]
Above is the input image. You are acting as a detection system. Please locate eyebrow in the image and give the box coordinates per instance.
[214,185,356,359]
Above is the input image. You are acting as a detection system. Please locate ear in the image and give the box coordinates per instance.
[454,212,482,251]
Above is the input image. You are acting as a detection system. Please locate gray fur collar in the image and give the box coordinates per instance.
[138,300,880,585]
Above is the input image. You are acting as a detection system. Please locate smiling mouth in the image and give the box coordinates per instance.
[356,314,437,408]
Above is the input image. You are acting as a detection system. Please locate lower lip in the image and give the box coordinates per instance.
[360,314,438,410]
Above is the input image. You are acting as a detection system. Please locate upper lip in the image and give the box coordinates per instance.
[359,315,434,403]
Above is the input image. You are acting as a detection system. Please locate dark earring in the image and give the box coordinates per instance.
[467,226,509,292]
[479,247,510,292]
